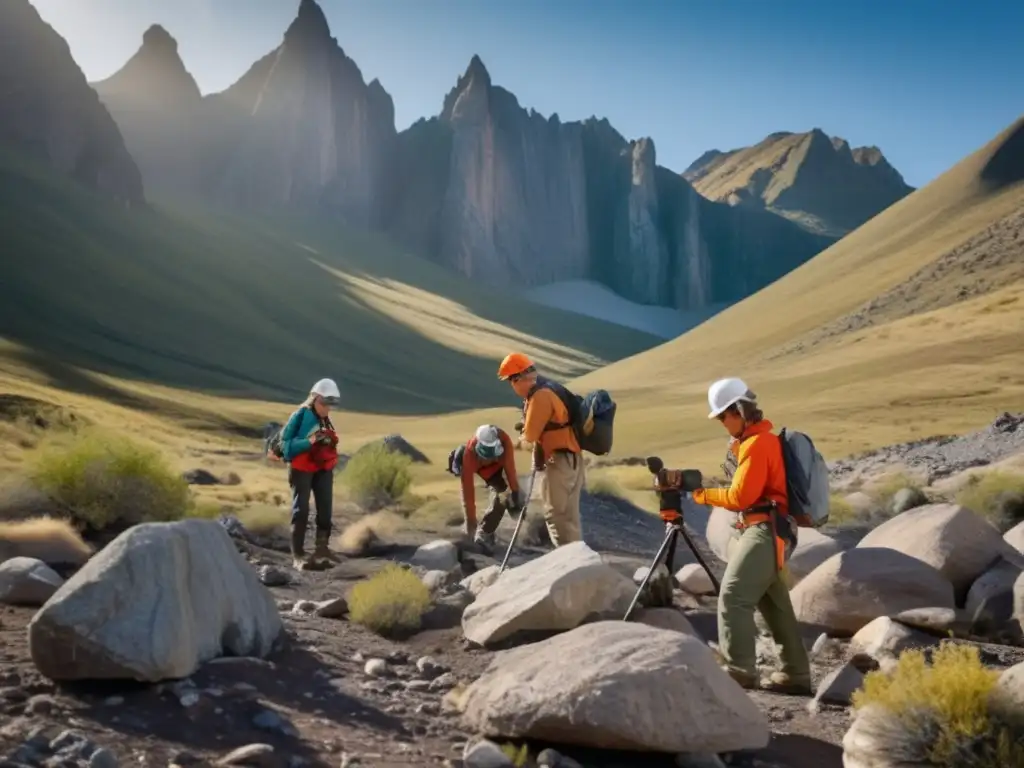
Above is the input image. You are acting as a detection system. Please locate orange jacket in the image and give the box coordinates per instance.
[522,387,580,460]
[692,420,788,514]
[460,429,519,526]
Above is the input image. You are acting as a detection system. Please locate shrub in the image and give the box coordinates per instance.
[234,504,289,535]
[28,432,191,531]
[866,472,922,510]
[957,472,1024,532]
[347,563,432,638]
[340,444,413,509]
[826,494,858,525]
[852,642,1024,767]
[586,473,625,499]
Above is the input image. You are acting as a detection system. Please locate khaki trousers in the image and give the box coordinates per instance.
[538,450,585,546]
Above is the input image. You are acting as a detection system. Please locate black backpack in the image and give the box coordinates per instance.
[526,377,617,456]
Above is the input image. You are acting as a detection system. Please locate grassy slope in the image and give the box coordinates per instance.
[552,115,1024,471]
[0,151,658,423]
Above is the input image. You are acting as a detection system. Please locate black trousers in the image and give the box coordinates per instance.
[289,468,333,534]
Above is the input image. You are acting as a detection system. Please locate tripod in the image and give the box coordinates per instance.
[622,457,722,621]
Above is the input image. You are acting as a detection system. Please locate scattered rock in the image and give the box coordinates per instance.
[462,739,513,768]
[216,744,276,766]
[461,541,636,647]
[675,563,715,596]
[410,540,460,573]
[1006,520,1024,554]
[856,503,1010,600]
[850,616,938,668]
[182,468,220,485]
[964,558,1022,637]
[415,656,447,680]
[631,564,673,608]
[890,606,977,638]
[28,519,282,681]
[364,659,389,678]
[314,597,348,618]
[258,565,289,587]
[891,486,928,514]
[461,566,500,596]
[0,556,64,606]
[809,662,865,712]
[789,547,956,635]
[459,621,770,753]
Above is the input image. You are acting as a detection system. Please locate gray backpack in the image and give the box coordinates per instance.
[778,428,830,528]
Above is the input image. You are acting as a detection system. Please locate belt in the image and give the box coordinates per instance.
[734,502,786,572]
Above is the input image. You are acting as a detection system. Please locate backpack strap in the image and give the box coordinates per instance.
[525,379,573,433]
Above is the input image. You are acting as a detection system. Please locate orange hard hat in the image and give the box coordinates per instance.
[497,352,534,380]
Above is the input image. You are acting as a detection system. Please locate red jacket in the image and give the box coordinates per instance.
[460,429,519,526]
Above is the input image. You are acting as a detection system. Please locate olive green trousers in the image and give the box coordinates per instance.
[718,522,810,681]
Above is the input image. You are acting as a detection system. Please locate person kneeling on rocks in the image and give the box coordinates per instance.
[448,424,525,554]
[280,378,341,571]
[687,377,812,695]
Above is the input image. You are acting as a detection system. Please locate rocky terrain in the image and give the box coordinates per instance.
[0,0,143,205]
[682,130,914,237]
[74,0,839,311]
[2,424,1024,768]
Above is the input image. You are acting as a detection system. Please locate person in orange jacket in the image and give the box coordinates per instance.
[497,352,585,547]
[447,425,525,553]
[682,377,811,695]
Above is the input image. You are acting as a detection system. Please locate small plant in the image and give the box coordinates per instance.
[234,504,289,535]
[826,493,858,525]
[347,563,432,638]
[586,473,625,499]
[28,431,191,531]
[340,443,413,510]
[956,472,1024,532]
[866,472,922,510]
[852,642,1024,767]
[500,743,530,767]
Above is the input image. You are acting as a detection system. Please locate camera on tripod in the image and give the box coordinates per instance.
[644,456,702,524]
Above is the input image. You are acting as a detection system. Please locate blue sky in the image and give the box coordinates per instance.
[32,0,1023,188]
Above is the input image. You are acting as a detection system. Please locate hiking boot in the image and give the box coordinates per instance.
[313,531,334,561]
[473,531,496,555]
[721,665,759,691]
[760,671,813,696]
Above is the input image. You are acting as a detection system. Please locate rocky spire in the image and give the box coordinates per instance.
[284,0,332,46]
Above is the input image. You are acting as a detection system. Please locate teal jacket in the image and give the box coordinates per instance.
[281,407,324,462]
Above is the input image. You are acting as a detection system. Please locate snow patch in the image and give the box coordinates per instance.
[521,280,729,340]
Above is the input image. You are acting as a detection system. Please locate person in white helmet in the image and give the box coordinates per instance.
[280,378,341,570]
[446,424,524,554]
[686,377,811,695]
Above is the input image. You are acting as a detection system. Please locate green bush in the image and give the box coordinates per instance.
[29,432,192,531]
[852,643,1024,767]
[957,472,1024,532]
[340,444,413,509]
[347,563,432,638]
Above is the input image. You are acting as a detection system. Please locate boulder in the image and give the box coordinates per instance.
[0,557,63,606]
[850,617,938,669]
[891,486,928,515]
[789,547,955,636]
[676,563,715,596]
[459,621,770,754]
[633,607,701,638]
[461,566,499,597]
[787,527,845,584]
[1006,521,1024,554]
[705,508,740,562]
[856,503,1007,601]
[29,519,282,682]
[631,564,672,609]
[410,540,460,572]
[990,662,1024,730]
[461,541,636,647]
[964,558,1022,636]
[842,704,934,767]
[891,607,976,639]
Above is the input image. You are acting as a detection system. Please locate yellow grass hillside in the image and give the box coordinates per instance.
[561,114,1024,471]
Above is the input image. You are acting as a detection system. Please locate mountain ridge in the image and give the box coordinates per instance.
[683,128,914,236]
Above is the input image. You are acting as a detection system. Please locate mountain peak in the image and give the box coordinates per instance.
[285,0,332,45]
[142,24,177,54]
[464,54,491,86]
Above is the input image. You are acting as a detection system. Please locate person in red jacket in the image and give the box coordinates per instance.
[447,425,525,553]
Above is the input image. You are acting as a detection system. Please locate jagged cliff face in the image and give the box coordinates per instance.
[683,129,914,237]
[94,0,395,226]
[0,0,143,204]
[391,58,832,309]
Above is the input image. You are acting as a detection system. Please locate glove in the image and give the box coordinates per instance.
[531,443,546,473]
[514,421,524,433]
[507,488,526,513]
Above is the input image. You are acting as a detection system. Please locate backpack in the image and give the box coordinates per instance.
[266,407,332,462]
[778,428,830,528]
[447,444,466,477]
[526,377,617,456]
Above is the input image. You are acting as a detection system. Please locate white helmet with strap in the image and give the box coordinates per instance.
[311,378,341,404]
[473,424,503,460]
[707,377,756,419]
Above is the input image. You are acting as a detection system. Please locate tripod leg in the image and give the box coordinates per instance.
[623,526,677,621]
[678,525,721,594]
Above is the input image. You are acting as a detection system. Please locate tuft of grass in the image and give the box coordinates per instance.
[234,504,290,535]
[27,431,192,532]
[347,563,432,639]
[957,472,1024,532]
[852,643,1024,767]
[586,473,626,499]
[340,444,413,510]
[866,472,922,510]
[825,493,858,525]
[186,500,224,519]
[499,743,530,767]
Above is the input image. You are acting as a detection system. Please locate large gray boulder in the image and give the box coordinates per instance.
[856,503,1009,601]
[461,541,636,647]
[29,519,282,682]
[789,547,955,636]
[459,620,770,753]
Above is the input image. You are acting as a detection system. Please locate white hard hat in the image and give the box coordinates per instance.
[474,424,503,460]
[707,377,756,419]
[311,378,341,403]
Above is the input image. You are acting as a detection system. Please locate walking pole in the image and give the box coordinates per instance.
[623,456,722,621]
[498,469,537,574]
